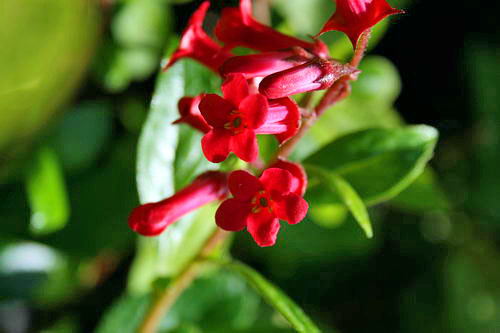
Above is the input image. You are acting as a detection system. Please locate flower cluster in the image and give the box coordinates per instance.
[129,0,402,246]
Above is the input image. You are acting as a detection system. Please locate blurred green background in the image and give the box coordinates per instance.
[0,0,497,332]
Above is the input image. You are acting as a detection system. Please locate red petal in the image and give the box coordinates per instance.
[230,129,258,162]
[214,1,325,57]
[162,1,233,73]
[199,94,234,127]
[228,170,262,201]
[247,210,281,247]
[256,97,299,143]
[215,198,251,231]
[239,94,268,129]
[269,159,308,196]
[259,168,293,195]
[201,129,231,163]
[221,74,249,107]
[316,0,403,48]
[188,0,210,27]
[128,203,169,236]
[273,193,308,224]
[174,95,211,133]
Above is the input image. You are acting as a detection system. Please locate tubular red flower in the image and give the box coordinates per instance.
[173,95,211,133]
[219,47,313,79]
[162,1,233,73]
[200,74,299,162]
[316,0,403,48]
[215,169,309,247]
[128,171,228,236]
[259,58,359,99]
[215,0,329,58]
[268,159,308,196]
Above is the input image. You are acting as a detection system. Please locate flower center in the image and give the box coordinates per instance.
[223,110,246,135]
[232,117,242,128]
[251,191,272,214]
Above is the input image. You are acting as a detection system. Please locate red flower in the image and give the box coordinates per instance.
[219,47,313,80]
[215,0,329,58]
[259,58,359,99]
[200,74,299,162]
[316,0,403,48]
[129,171,228,236]
[162,1,233,73]
[216,169,309,247]
[269,159,308,196]
[173,95,211,133]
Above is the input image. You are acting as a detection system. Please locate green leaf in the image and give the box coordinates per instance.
[94,0,171,92]
[25,146,70,235]
[130,58,221,293]
[49,101,113,174]
[0,0,99,176]
[96,293,152,333]
[328,173,372,237]
[273,0,334,37]
[390,168,450,213]
[305,125,438,205]
[350,56,401,105]
[159,270,261,332]
[293,56,403,160]
[224,260,321,333]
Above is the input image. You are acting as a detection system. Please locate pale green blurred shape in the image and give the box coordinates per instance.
[0,0,100,176]
[25,146,69,235]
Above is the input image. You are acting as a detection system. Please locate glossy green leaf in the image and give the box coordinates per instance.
[131,58,221,293]
[25,146,70,235]
[305,125,438,205]
[225,260,321,333]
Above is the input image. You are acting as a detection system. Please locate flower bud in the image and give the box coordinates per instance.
[259,58,359,99]
[128,172,228,236]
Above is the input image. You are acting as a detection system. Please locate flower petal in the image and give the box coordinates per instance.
[230,129,258,162]
[259,168,293,195]
[247,210,281,247]
[268,159,307,196]
[228,170,262,201]
[273,193,309,224]
[199,94,234,127]
[201,128,231,163]
[239,94,268,129]
[215,198,251,231]
[221,74,249,107]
